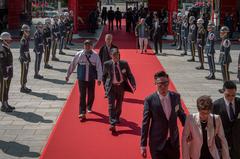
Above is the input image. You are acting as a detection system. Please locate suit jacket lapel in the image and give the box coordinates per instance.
[221,98,231,122]
[195,113,203,141]
[154,92,168,120]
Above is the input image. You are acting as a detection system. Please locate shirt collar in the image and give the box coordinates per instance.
[157,91,169,100]
[224,96,235,106]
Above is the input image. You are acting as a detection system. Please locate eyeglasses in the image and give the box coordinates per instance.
[156,81,169,86]
[225,94,236,97]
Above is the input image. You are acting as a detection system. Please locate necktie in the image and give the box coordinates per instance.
[114,62,121,82]
[229,102,235,121]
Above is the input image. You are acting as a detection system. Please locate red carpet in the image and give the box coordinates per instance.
[40,25,189,159]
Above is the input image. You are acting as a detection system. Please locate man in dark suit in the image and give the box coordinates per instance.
[115,7,122,30]
[98,34,118,66]
[212,80,240,159]
[107,7,115,31]
[152,14,164,55]
[141,71,186,159]
[102,48,136,134]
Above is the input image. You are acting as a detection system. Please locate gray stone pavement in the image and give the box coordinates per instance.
[150,42,240,113]
[0,25,240,158]
[0,27,103,158]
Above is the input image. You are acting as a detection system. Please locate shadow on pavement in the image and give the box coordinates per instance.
[7,111,53,123]
[0,140,40,158]
[41,78,73,85]
[29,91,66,101]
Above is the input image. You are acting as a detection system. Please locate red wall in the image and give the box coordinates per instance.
[8,0,24,29]
[148,0,178,34]
[220,0,237,25]
[69,0,97,32]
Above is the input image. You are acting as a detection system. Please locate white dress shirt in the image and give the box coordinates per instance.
[112,61,123,84]
[157,91,172,138]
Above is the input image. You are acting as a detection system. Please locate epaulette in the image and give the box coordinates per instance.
[208,33,215,40]
[223,39,231,48]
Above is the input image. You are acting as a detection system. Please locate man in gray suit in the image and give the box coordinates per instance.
[102,48,136,134]
[141,71,186,159]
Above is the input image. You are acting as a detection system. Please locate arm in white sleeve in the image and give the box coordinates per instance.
[96,54,103,81]
[66,52,80,78]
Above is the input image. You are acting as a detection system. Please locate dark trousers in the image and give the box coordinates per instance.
[197,44,204,67]
[107,84,124,126]
[221,64,230,82]
[20,62,29,87]
[238,54,240,79]
[78,80,95,115]
[44,40,51,65]
[207,54,215,74]
[34,52,43,75]
[176,33,182,49]
[108,20,114,31]
[64,30,70,48]
[182,37,188,53]
[126,20,131,32]
[59,36,65,53]
[69,29,73,44]
[150,140,180,159]
[154,38,162,54]
[116,19,121,30]
[189,40,196,60]
[0,77,11,102]
[52,38,58,58]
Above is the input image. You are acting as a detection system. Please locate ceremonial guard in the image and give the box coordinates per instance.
[19,24,32,93]
[187,16,197,62]
[196,18,206,70]
[181,15,188,56]
[219,26,232,93]
[176,13,182,50]
[59,14,66,55]
[68,10,74,46]
[43,18,53,69]
[171,12,177,46]
[64,12,71,50]
[205,22,216,80]
[0,32,15,112]
[52,15,60,61]
[34,22,44,79]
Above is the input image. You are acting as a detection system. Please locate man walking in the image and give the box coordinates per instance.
[135,18,149,54]
[212,81,240,159]
[141,71,186,159]
[103,48,136,134]
[66,40,102,121]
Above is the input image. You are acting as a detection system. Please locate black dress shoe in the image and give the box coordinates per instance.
[109,125,116,132]
[59,52,66,55]
[1,106,13,112]
[52,57,59,61]
[187,59,195,62]
[196,66,204,70]
[181,52,187,56]
[7,104,15,110]
[20,87,31,93]
[34,74,44,79]
[205,74,215,80]
[44,64,53,69]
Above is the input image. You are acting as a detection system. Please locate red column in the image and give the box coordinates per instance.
[168,0,178,34]
[68,0,97,31]
[8,0,24,29]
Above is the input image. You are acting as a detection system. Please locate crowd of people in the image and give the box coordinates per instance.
[0,10,74,112]
[1,5,240,159]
